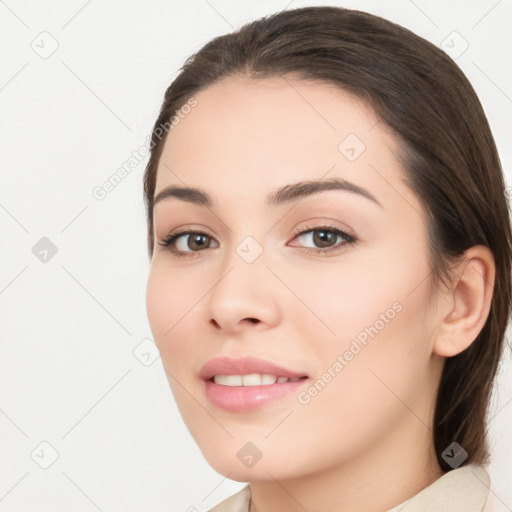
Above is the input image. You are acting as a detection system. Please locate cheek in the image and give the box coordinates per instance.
[279,300,435,474]
[286,240,435,406]
[146,264,173,341]
[146,262,198,367]
[282,244,427,346]
[146,263,203,421]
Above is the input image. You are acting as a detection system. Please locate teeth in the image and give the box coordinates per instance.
[213,374,294,386]
[261,374,278,385]
[242,373,262,386]
[224,375,242,386]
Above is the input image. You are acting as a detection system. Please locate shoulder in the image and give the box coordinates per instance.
[205,465,491,512]
[207,484,251,512]
[386,464,490,512]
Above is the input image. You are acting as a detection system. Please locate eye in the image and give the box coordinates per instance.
[157,223,357,258]
[289,223,356,255]
[157,228,218,257]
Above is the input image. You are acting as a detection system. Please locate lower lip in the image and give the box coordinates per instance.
[203,378,309,412]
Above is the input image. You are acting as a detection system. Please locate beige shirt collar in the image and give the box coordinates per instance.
[208,464,490,512]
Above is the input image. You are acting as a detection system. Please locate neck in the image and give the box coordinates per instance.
[248,415,445,512]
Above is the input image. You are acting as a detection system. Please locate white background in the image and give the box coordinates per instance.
[0,0,511,510]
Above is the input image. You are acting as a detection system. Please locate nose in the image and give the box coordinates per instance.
[203,246,283,334]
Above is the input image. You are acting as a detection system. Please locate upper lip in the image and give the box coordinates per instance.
[199,356,309,381]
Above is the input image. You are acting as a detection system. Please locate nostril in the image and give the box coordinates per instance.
[210,319,221,328]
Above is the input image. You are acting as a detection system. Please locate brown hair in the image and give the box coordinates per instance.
[143,6,512,471]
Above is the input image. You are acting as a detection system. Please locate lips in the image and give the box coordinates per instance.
[199,356,309,382]
[200,356,310,412]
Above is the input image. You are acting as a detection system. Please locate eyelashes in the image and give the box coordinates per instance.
[159,229,217,255]
[157,223,357,258]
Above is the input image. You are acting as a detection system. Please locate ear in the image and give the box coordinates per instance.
[433,245,496,358]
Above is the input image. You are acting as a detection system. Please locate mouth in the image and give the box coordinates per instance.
[208,374,308,386]
[199,355,309,381]
[200,356,310,412]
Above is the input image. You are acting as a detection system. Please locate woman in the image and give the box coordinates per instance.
[143,6,511,511]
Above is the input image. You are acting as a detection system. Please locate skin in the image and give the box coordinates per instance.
[146,75,495,512]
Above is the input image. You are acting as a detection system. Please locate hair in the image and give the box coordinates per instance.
[143,6,512,471]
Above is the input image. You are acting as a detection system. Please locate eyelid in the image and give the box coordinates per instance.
[287,222,357,254]
[289,220,356,240]
[159,224,215,242]
[158,224,218,248]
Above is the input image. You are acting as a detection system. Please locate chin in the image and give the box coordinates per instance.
[199,442,304,483]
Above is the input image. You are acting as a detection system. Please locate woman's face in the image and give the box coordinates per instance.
[146,76,445,481]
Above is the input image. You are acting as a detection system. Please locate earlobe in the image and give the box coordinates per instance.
[433,245,496,358]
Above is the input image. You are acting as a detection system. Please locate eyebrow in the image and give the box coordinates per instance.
[152,177,382,210]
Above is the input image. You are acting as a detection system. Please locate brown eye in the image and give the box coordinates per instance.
[293,226,355,253]
[158,231,217,256]
[183,233,211,251]
[311,230,339,248]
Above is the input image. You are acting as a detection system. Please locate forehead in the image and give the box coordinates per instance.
[159,75,383,161]
[154,75,408,211]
